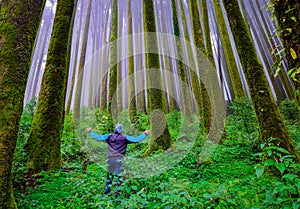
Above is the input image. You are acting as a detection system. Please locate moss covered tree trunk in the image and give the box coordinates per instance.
[127,1,136,119]
[188,0,203,114]
[0,0,44,207]
[271,0,300,106]
[116,3,123,115]
[213,0,246,100]
[100,2,111,111]
[107,0,119,117]
[190,0,212,135]
[143,0,173,154]
[26,0,75,173]
[223,0,300,162]
[175,0,192,121]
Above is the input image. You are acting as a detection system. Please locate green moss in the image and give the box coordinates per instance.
[0,0,45,207]
[213,0,245,99]
[223,0,300,162]
[189,0,212,134]
[128,2,136,119]
[201,0,213,61]
[107,0,119,116]
[27,0,74,173]
[143,0,172,154]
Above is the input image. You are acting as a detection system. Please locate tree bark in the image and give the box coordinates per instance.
[27,0,75,173]
[176,0,192,121]
[127,1,137,120]
[213,0,246,99]
[0,0,45,207]
[143,0,173,154]
[223,0,299,162]
[190,0,212,135]
[107,0,119,117]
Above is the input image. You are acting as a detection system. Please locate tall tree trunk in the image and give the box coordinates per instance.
[72,0,92,126]
[160,5,176,113]
[190,0,212,135]
[127,1,136,119]
[27,0,75,173]
[143,0,173,155]
[0,0,45,207]
[66,0,84,115]
[176,0,192,121]
[252,0,294,100]
[223,0,300,162]
[271,0,300,106]
[116,2,123,114]
[100,1,111,111]
[213,0,246,99]
[107,0,119,119]
[240,0,284,102]
[189,0,204,114]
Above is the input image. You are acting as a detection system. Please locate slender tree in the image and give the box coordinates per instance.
[143,0,173,154]
[72,0,92,126]
[188,0,204,112]
[127,0,136,119]
[107,0,119,117]
[190,0,212,134]
[100,1,111,111]
[66,1,84,115]
[251,0,294,100]
[176,0,192,120]
[223,0,299,162]
[116,1,123,114]
[270,0,300,106]
[213,0,246,99]
[26,0,75,173]
[240,0,284,102]
[0,0,45,207]
[160,4,176,113]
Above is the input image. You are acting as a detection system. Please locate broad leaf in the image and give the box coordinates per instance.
[275,163,285,174]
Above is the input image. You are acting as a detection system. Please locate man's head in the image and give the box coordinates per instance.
[114,123,123,134]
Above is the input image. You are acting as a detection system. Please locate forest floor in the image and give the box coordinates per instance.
[13,100,300,208]
[14,139,299,209]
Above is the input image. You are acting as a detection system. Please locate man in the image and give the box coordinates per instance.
[86,124,150,194]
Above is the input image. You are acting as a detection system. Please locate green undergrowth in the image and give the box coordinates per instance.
[13,99,300,208]
[14,142,292,209]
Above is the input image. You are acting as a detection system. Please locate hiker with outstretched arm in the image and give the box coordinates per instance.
[86,124,150,195]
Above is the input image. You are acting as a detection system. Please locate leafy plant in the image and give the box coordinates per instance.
[225,99,259,145]
[255,137,300,208]
[279,99,300,124]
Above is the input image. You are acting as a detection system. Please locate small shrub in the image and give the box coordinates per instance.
[225,99,259,145]
[279,99,300,123]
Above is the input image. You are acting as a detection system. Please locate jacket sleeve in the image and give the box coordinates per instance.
[126,133,147,143]
[88,132,109,141]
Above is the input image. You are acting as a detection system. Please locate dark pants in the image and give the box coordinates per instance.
[105,158,123,194]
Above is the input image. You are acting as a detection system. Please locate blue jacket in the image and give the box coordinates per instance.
[89,132,147,158]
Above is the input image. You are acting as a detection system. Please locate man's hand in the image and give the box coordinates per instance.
[86,128,92,133]
[144,130,150,135]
